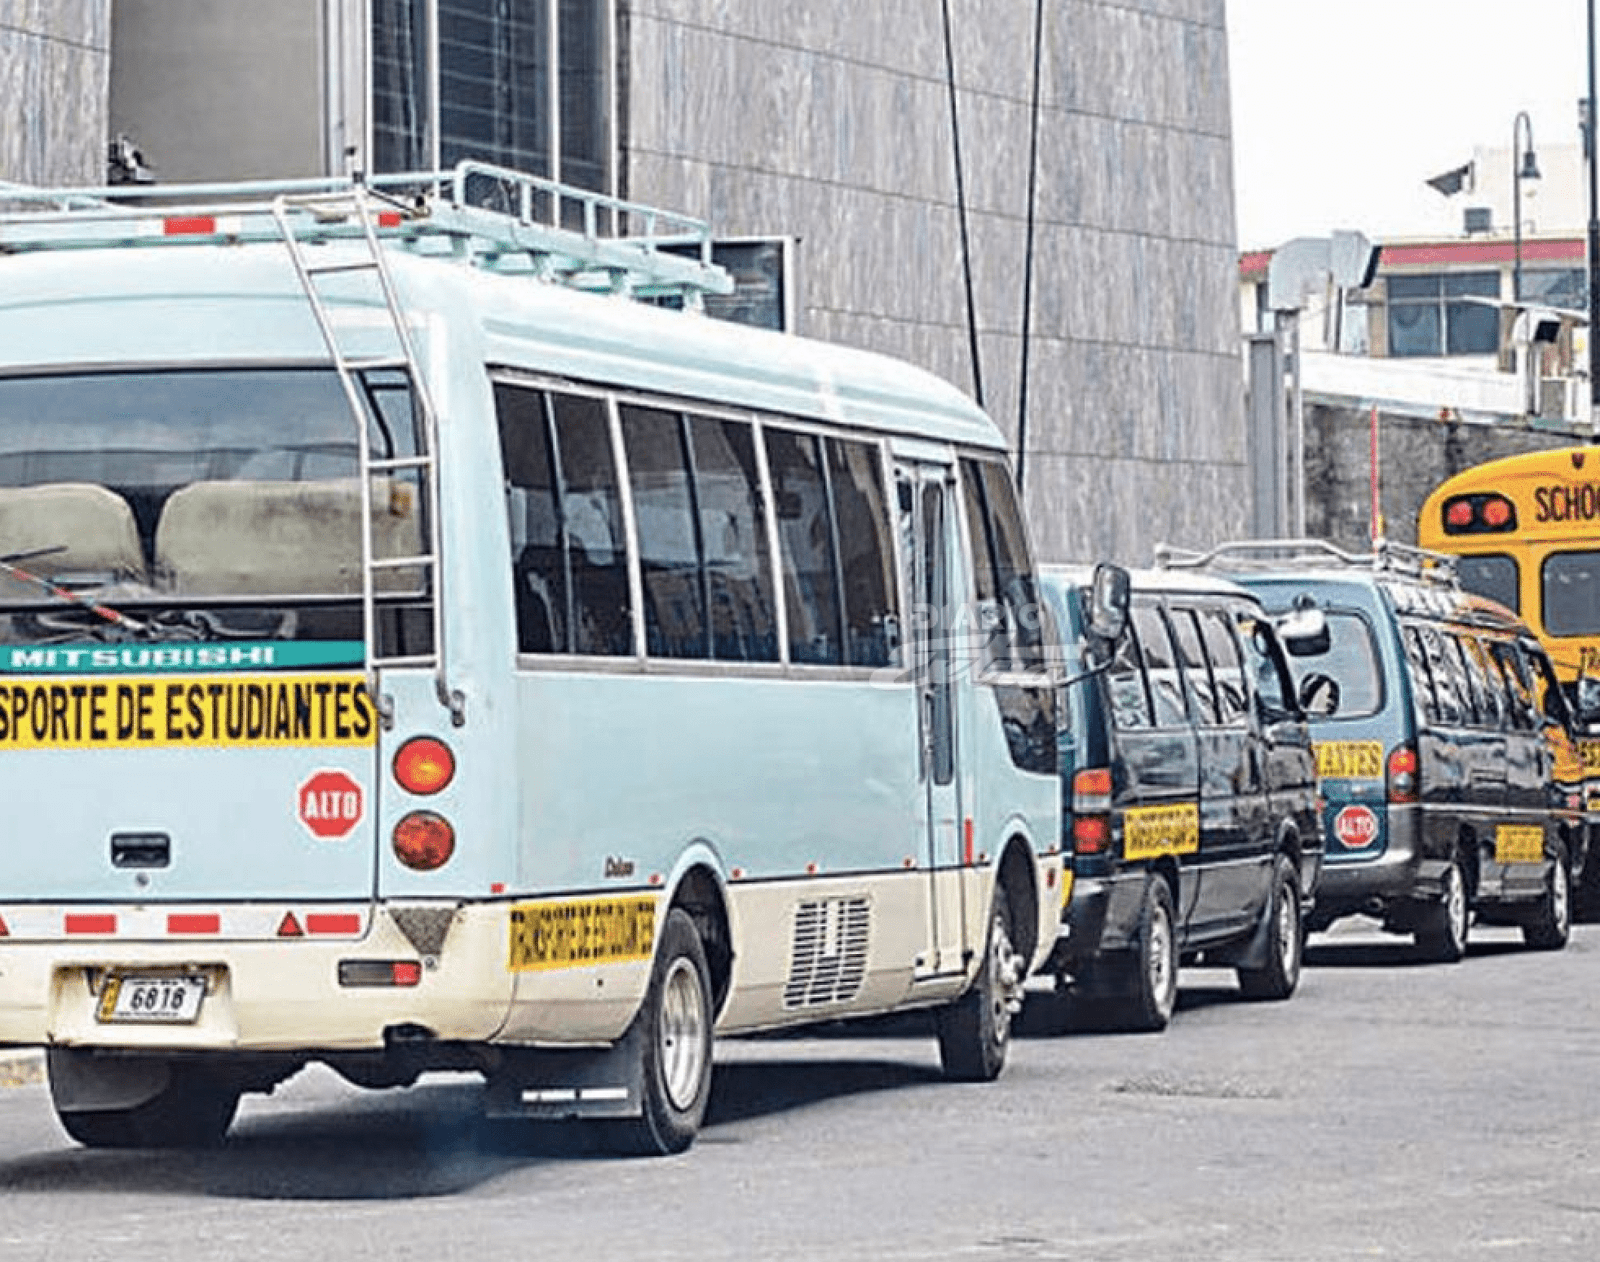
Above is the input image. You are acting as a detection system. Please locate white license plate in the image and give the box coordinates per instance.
[97,974,207,1024]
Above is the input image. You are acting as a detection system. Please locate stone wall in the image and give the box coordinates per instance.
[622,0,1243,567]
[0,1,111,185]
[1305,402,1583,550]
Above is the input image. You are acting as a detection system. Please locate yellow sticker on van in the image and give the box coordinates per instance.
[508,896,658,972]
[1494,824,1544,865]
[0,674,376,749]
[1315,740,1384,781]
[1122,803,1200,862]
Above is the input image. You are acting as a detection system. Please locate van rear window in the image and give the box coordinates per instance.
[1286,611,1383,718]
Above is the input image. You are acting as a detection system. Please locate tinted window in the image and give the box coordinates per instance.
[622,405,707,659]
[1455,553,1519,613]
[690,415,778,662]
[765,428,843,665]
[1168,608,1218,724]
[1132,603,1187,727]
[1543,551,1600,636]
[1239,611,1295,719]
[497,385,632,656]
[827,438,900,668]
[1198,607,1248,722]
[1491,640,1539,730]
[1104,623,1152,730]
[1418,625,1468,725]
[1458,635,1507,729]
[962,457,1046,673]
[1403,625,1441,724]
[1445,633,1488,726]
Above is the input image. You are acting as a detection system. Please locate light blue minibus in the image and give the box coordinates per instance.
[0,164,1061,1154]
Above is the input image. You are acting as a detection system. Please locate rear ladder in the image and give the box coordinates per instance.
[270,185,460,728]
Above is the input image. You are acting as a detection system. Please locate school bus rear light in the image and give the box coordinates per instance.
[393,811,455,871]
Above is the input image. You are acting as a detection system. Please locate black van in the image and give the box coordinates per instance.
[1038,566,1324,1031]
[1160,539,1588,961]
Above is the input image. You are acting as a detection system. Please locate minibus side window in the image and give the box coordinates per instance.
[1443,632,1486,726]
[826,438,900,668]
[496,385,633,656]
[1167,607,1218,724]
[1132,603,1187,728]
[961,457,1046,674]
[1199,606,1249,722]
[621,404,709,659]
[1104,620,1153,730]
[1459,636,1506,729]
[765,428,844,665]
[1418,626,1467,725]
[1402,624,1442,724]
[690,415,779,662]
[1490,641,1539,730]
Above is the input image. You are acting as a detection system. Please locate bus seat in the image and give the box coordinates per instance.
[0,482,148,586]
[154,477,423,596]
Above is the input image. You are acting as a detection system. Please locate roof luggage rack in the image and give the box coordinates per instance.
[1154,537,1459,588]
[0,159,734,306]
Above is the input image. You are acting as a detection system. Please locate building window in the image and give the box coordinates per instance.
[1517,267,1587,310]
[1386,272,1498,357]
[371,0,613,196]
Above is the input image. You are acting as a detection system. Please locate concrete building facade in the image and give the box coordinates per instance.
[18,0,1247,568]
[0,1,111,186]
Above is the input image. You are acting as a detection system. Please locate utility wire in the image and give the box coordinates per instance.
[941,0,985,411]
[1015,0,1045,496]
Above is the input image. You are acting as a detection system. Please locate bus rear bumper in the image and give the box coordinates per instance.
[0,902,523,1053]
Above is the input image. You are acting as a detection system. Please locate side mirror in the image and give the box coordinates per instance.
[1277,608,1331,656]
[1298,672,1340,717]
[1085,562,1130,645]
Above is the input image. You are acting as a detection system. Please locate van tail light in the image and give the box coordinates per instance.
[1387,746,1419,804]
[1072,767,1113,854]
[393,811,456,871]
[393,736,455,795]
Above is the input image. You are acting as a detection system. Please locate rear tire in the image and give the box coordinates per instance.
[50,1054,239,1150]
[602,908,714,1157]
[1523,848,1571,951]
[1237,855,1303,1001]
[1415,859,1469,963]
[937,885,1022,1081]
[1110,877,1178,1033]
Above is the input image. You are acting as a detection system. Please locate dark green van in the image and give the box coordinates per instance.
[1039,566,1322,1031]
[1160,540,1587,962]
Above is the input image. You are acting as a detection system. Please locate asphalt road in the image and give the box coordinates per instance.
[2,918,1599,1262]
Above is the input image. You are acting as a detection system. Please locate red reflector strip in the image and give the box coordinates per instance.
[306,913,362,936]
[168,913,220,935]
[964,817,975,866]
[377,211,403,228]
[164,215,216,236]
[0,914,9,937]
[393,961,422,986]
[66,913,116,935]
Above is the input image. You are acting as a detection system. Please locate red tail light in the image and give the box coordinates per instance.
[1072,767,1113,853]
[1387,746,1419,803]
[393,811,455,871]
[393,736,455,795]
[1441,493,1516,534]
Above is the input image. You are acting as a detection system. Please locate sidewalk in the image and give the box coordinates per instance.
[0,1049,42,1087]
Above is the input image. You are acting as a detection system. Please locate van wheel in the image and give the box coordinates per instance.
[1523,849,1571,951]
[1237,855,1303,1001]
[937,885,1021,1081]
[49,1053,239,1149]
[1112,878,1178,1032]
[602,908,713,1156]
[1415,860,1469,963]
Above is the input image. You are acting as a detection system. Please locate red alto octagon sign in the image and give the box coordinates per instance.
[1333,804,1380,849]
[298,769,365,839]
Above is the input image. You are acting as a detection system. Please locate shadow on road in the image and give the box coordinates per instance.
[1306,936,1529,969]
[0,1053,945,1200]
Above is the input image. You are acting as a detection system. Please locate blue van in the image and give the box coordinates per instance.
[1159,540,1586,962]
[1039,566,1323,1031]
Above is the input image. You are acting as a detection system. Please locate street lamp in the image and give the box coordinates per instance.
[1513,110,1541,300]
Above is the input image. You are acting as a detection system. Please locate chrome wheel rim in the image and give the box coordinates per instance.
[658,957,708,1113]
[1553,860,1570,933]
[988,912,1022,1047]
[1149,908,1175,1013]
[1277,891,1300,975]
[1446,866,1468,946]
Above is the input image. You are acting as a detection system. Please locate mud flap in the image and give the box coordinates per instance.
[47,1047,170,1113]
[484,1017,647,1121]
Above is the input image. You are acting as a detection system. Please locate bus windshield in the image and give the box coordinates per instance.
[0,368,423,646]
